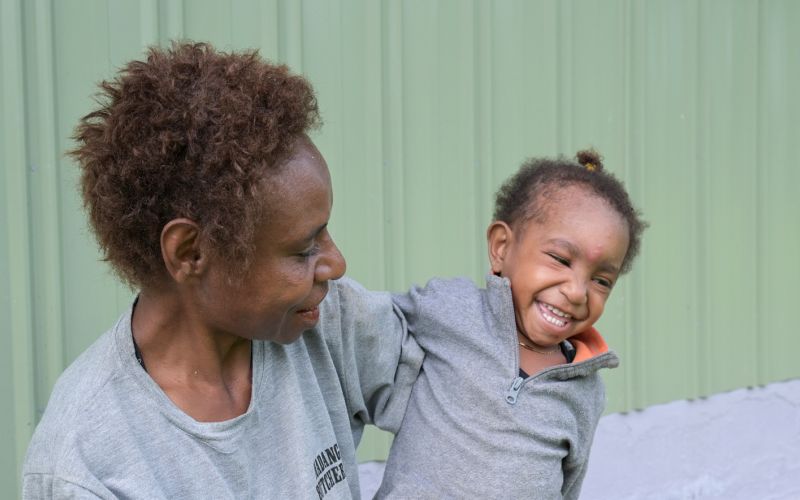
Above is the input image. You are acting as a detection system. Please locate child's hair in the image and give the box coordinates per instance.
[70,41,320,288]
[493,150,646,274]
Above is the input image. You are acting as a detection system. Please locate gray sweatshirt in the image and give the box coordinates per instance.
[377,276,619,499]
[23,277,423,499]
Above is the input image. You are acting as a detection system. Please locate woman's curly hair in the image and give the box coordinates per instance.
[493,150,647,274]
[71,42,320,288]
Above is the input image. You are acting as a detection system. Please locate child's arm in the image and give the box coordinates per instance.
[562,459,591,500]
[561,380,607,499]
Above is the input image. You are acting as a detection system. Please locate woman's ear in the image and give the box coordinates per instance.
[487,221,513,276]
[161,219,206,283]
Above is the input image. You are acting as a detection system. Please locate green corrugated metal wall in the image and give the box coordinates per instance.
[2,0,799,496]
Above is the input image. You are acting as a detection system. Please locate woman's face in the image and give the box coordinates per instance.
[196,136,346,344]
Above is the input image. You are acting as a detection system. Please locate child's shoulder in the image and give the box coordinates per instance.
[395,277,490,341]
[394,277,496,326]
[409,277,482,308]
[408,276,489,305]
[421,276,480,294]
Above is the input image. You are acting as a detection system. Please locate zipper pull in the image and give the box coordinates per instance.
[505,376,524,405]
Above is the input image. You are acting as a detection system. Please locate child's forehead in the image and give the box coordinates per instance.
[521,188,630,249]
[521,185,606,224]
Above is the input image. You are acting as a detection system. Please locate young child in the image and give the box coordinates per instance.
[376,150,646,499]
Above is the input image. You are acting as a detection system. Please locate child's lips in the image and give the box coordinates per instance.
[536,301,571,329]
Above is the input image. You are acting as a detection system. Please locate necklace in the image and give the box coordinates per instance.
[518,341,561,355]
[517,330,561,355]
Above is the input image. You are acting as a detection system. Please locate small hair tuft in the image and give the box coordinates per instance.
[493,149,647,274]
[576,149,604,172]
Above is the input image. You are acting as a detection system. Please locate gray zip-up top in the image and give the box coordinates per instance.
[377,275,619,499]
[23,277,423,499]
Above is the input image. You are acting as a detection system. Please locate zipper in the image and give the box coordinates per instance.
[505,352,616,405]
[505,376,524,404]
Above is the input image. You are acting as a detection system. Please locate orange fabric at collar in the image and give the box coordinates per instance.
[569,327,610,363]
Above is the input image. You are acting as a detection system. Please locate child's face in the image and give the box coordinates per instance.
[489,186,629,346]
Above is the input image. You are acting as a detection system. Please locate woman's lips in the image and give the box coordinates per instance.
[296,306,320,323]
[296,287,328,325]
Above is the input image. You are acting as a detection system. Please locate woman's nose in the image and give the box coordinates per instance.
[316,237,346,282]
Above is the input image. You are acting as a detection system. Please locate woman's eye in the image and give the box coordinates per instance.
[298,243,320,259]
[548,253,570,266]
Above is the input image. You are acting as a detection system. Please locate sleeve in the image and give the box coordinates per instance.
[561,375,607,499]
[392,278,478,352]
[390,285,425,341]
[323,277,424,434]
[561,459,590,500]
[391,277,466,347]
[23,474,108,500]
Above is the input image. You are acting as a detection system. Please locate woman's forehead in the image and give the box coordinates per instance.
[257,141,333,241]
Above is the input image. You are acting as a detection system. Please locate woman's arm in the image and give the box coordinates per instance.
[318,277,424,434]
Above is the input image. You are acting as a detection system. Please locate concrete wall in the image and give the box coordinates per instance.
[581,378,800,499]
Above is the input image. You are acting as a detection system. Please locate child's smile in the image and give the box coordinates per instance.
[488,186,630,349]
[530,298,580,343]
[537,300,572,328]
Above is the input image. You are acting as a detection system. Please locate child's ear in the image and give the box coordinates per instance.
[161,218,207,283]
[487,221,513,275]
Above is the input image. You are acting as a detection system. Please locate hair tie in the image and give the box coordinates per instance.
[584,162,597,172]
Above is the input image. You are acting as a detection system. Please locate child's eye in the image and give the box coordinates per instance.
[593,277,613,289]
[547,253,570,266]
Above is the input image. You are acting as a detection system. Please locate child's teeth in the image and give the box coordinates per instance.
[545,304,571,319]
[544,314,565,327]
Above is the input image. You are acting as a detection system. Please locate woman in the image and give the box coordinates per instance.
[23,42,422,499]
